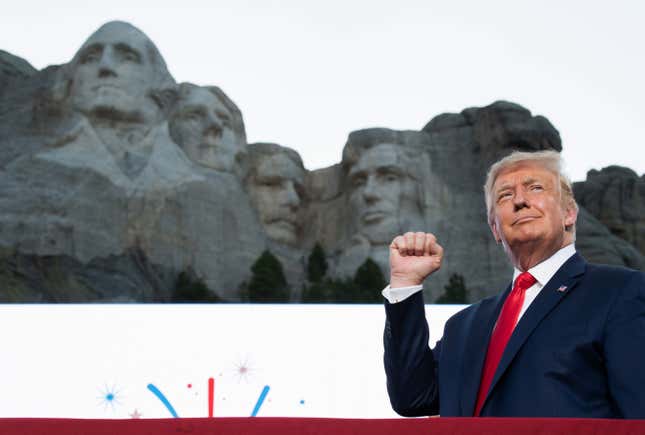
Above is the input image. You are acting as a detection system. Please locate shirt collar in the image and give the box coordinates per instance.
[513,243,576,287]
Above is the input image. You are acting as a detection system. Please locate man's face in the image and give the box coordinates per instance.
[69,23,156,121]
[490,162,577,258]
[348,143,416,245]
[248,153,305,245]
[169,87,239,172]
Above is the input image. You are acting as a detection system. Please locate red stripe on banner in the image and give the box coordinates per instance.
[208,378,215,418]
[1,417,645,435]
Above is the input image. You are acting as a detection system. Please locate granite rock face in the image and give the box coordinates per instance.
[0,49,36,95]
[0,22,268,301]
[0,246,176,302]
[574,166,645,256]
[575,207,644,271]
[0,22,642,303]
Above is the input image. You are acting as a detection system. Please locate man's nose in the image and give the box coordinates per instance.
[203,114,223,140]
[513,188,528,211]
[97,48,117,78]
[362,175,379,202]
[282,181,301,208]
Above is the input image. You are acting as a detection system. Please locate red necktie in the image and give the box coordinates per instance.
[473,271,536,416]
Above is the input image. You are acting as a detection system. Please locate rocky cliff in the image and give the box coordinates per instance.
[0,21,642,303]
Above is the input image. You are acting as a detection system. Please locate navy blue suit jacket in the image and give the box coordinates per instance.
[384,254,645,418]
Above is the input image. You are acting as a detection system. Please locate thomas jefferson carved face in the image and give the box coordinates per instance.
[169,85,241,172]
[247,151,305,246]
[347,143,421,245]
[69,22,163,123]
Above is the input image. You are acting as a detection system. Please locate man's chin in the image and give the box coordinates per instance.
[361,221,398,246]
[74,93,144,118]
[505,232,545,249]
[197,151,236,172]
[83,103,146,123]
[266,222,298,245]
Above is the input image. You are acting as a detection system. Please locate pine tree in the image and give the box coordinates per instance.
[301,282,331,302]
[172,270,220,302]
[435,273,469,304]
[247,250,290,302]
[307,243,328,283]
[350,258,386,303]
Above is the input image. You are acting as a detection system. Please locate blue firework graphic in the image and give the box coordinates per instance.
[97,383,122,412]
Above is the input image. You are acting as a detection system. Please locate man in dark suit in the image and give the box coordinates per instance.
[383,150,645,418]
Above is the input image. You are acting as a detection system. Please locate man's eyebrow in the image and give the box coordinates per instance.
[256,173,282,181]
[495,177,546,196]
[183,104,205,112]
[376,164,403,173]
[521,177,542,187]
[115,43,142,58]
[494,182,513,194]
[79,43,103,55]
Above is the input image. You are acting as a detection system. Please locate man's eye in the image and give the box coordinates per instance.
[215,111,232,129]
[116,46,142,63]
[123,52,139,62]
[184,110,203,122]
[259,178,280,188]
[80,51,100,64]
[497,192,512,202]
[352,176,366,187]
[530,184,544,191]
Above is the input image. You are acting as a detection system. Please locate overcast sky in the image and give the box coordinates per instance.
[2,0,644,181]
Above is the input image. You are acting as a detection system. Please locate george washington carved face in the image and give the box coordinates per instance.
[68,21,173,124]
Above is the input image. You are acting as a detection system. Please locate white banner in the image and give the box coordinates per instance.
[0,303,464,419]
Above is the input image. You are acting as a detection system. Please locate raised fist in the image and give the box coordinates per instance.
[389,232,444,288]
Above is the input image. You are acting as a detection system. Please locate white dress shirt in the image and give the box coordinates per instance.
[382,244,576,324]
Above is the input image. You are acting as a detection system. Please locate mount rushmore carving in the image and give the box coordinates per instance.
[0,21,642,302]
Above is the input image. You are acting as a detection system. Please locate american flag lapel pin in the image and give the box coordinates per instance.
[557,285,567,293]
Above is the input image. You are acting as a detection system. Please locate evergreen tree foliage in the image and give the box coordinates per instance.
[172,271,220,302]
[435,273,469,304]
[302,257,386,303]
[302,281,330,302]
[307,243,328,283]
[247,250,290,302]
[350,258,386,303]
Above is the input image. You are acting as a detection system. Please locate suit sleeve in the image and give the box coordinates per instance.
[604,270,645,418]
[383,291,440,416]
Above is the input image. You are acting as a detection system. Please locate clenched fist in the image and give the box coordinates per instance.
[389,232,444,288]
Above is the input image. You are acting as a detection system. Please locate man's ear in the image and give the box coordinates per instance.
[490,219,502,244]
[564,202,578,231]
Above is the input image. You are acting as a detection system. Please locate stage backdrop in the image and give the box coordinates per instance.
[0,304,463,419]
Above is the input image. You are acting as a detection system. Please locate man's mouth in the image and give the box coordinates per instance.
[268,217,297,228]
[362,211,388,224]
[92,84,123,92]
[513,216,539,225]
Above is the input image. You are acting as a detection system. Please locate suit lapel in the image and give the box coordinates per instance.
[459,285,510,416]
[484,253,587,406]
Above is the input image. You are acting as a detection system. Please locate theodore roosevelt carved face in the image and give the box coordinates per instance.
[245,144,305,246]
